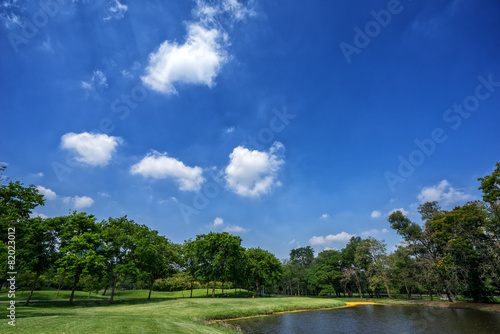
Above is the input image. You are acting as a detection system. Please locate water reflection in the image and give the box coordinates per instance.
[230,305,500,334]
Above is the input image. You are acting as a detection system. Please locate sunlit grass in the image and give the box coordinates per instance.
[2,293,345,334]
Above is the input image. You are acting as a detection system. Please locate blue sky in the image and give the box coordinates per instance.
[1,0,499,259]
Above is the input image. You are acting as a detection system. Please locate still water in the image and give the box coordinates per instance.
[230,304,500,334]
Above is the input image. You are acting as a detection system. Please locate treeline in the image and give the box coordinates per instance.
[280,162,500,303]
[1,162,499,305]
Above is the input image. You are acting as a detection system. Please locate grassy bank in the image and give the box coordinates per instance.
[3,294,345,333]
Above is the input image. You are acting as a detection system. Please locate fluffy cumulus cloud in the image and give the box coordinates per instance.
[142,23,227,94]
[61,132,123,166]
[320,213,330,219]
[36,185,57,200]
[225,142,285,197]
[63,196,94,209]
[130,151,205,191]
[104,0,128,21]
[142,0,254,94]
[309,232,355,246]
[371,210,381,218]
[417,180,472,206]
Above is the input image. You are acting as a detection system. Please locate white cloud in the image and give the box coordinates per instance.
[371,210,381,218]
[288,239,296,245]
[225,142,285,197]
[309,232,355,246]
[320,213,329,219]
[389,208,409,216]
[81,70,108,90]
[142,0,254,95]
[63,196,94,209]
[104,0,128,21]
[223,224,248,233]
[98,192,110,198]
[213,217,224,226]
[142,23,227,94]
[226,127,235,134]
[130,150,205,191]
[417,180,472,206]
[36,185,57,200]
[61,132,123,166]
[323,246,338,251]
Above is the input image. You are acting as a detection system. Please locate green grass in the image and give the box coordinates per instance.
[1,290,346,333]
[0,287,248,302]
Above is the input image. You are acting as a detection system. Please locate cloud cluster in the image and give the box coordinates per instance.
[63,195,94,209]
[130,151,205,191]
[208,217,248,233]
[225,142,285,197]
[388,208,409,216]
[36,185,57,200]
[417,180,471,205]
[142,0,254,94]
[104,0,128,21]
[309,232,355,246]
[81,70,108,91]
[61,132,123,166]
[370,210,381,218]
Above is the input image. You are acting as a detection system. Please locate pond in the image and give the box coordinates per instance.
[229,304,500,334]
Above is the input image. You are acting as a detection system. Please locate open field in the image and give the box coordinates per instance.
[1,290,345,333]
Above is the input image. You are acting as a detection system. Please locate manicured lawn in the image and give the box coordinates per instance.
[1,290,346,333]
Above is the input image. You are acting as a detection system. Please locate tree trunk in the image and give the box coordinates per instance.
[190,280,193,298]
[256,280,260,297]
[212,277,216,298]
[444,280,456,303]
[25,271,40,305]
[206,282,209,298]
[56,274,65,299]
[109,273,119,303]
[102,284,108,296]
[247,278,250,298]
[148,279,153,300]
[68,274,81,305]
[428,287,433,301]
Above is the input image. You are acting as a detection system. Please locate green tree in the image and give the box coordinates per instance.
[17,217,59,305]
[56,212,105,305]
[134,227,178,300]
[246,248,282,296]
[0,168,44,242]
[308,249,343,296]
[101,216,142,302]
[188,232,245,298]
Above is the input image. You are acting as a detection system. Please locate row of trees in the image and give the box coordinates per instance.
[1,162,499,304]
[278,162,500,303]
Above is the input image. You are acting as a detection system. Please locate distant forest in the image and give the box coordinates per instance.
[1,162,499,305]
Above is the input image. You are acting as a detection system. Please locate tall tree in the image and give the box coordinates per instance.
[56,212,105,305]
[188,232,245,298]
[246,248,283,297]
[18,217,59,305]
[101,216,141,303]
[134,227,178,300]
